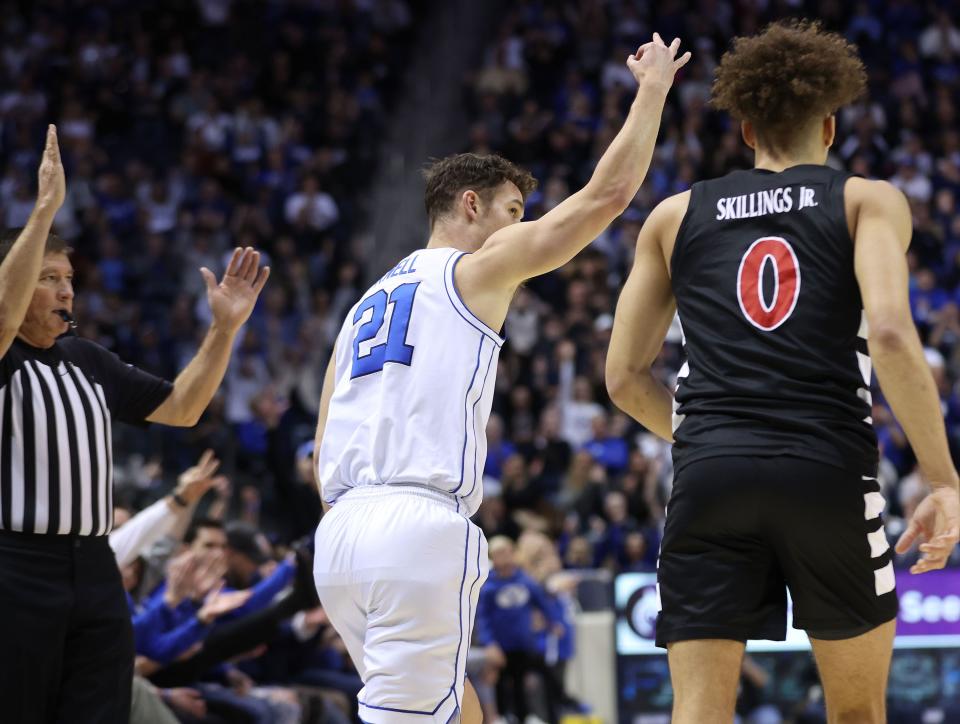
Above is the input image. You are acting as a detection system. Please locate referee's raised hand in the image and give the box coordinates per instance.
[37,124,65,213]
[199,246,270,333]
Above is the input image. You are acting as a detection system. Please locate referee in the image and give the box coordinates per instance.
[0,126,270,723]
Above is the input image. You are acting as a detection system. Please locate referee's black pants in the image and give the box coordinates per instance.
[0,530,133,724]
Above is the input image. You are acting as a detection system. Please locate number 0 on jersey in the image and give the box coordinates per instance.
[736,236,801,331]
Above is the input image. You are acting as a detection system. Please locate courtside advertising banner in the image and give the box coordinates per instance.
[616,569,960,654]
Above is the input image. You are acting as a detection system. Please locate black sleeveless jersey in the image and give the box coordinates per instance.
[670,164,878,475]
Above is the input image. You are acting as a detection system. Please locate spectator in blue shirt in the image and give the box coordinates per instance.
[135,519,296,662]
[128,550,252,665]
[517,531,585,717]
[582,412,630,473]
[593,490,640,569]
[477,536,562,724]
[910,268,950,328]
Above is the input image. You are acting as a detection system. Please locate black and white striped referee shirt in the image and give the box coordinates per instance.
[0,336,172,536]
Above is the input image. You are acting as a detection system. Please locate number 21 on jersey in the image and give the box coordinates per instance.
[351,282,420,378]
[736,236,801,332]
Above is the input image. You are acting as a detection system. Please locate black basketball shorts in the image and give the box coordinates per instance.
[655,455,899,648]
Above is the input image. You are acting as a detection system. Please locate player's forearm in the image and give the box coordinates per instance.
[608,370,675,442]
[871,326,958,489]
[582,80,670,210]
[0,206,56,343]
[150,324,237,426]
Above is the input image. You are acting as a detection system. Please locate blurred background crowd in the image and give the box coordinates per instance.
[2,0,959,722]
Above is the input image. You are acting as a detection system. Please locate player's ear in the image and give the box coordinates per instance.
[740,120,757,151]
[823,115,836,149]
[461,190,480,222]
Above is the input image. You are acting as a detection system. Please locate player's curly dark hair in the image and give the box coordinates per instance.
[711,20,867,152]
[423,153,538,228]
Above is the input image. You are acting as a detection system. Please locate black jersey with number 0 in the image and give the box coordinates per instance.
[670,164,878,475]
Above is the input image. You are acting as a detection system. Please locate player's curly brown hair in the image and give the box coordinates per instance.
[423,153,538,228]
[711,20,867,152]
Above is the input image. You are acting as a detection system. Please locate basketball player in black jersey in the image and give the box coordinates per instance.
[606,21,960,724]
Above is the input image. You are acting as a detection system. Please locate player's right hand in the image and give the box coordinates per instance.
[895,485,960,574]
[627,33,691,89]
[37,124,65,213]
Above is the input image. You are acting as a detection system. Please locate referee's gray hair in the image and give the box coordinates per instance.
[0,228,72,264]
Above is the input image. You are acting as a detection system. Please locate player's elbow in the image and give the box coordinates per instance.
[583,179,635,218]
[610,187,638,215]
[867,315,915,355]
[605,361,636,408]
[600,188,635,218]
[871,325,909,353]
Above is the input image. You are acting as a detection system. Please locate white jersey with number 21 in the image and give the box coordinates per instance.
[317,247,502,518]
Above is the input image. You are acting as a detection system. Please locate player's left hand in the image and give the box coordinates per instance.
[895,486,960,574]
[201,247,270,333]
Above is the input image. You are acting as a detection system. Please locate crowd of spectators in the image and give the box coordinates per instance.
[3,0,960,721]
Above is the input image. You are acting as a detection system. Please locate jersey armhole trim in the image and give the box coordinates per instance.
[669,187,699,281]
[443,251,505,347]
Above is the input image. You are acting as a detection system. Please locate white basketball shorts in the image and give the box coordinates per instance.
[313,484,489,723]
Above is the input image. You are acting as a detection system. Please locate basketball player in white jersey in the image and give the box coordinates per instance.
[312,34,690,723]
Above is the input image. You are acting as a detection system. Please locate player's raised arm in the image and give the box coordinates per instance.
[850,177,960,571]
[459,34,690,297]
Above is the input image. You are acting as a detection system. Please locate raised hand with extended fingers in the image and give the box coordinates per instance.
[200,246,270,334]
[37,124,65,214]
[626,32,692,89]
